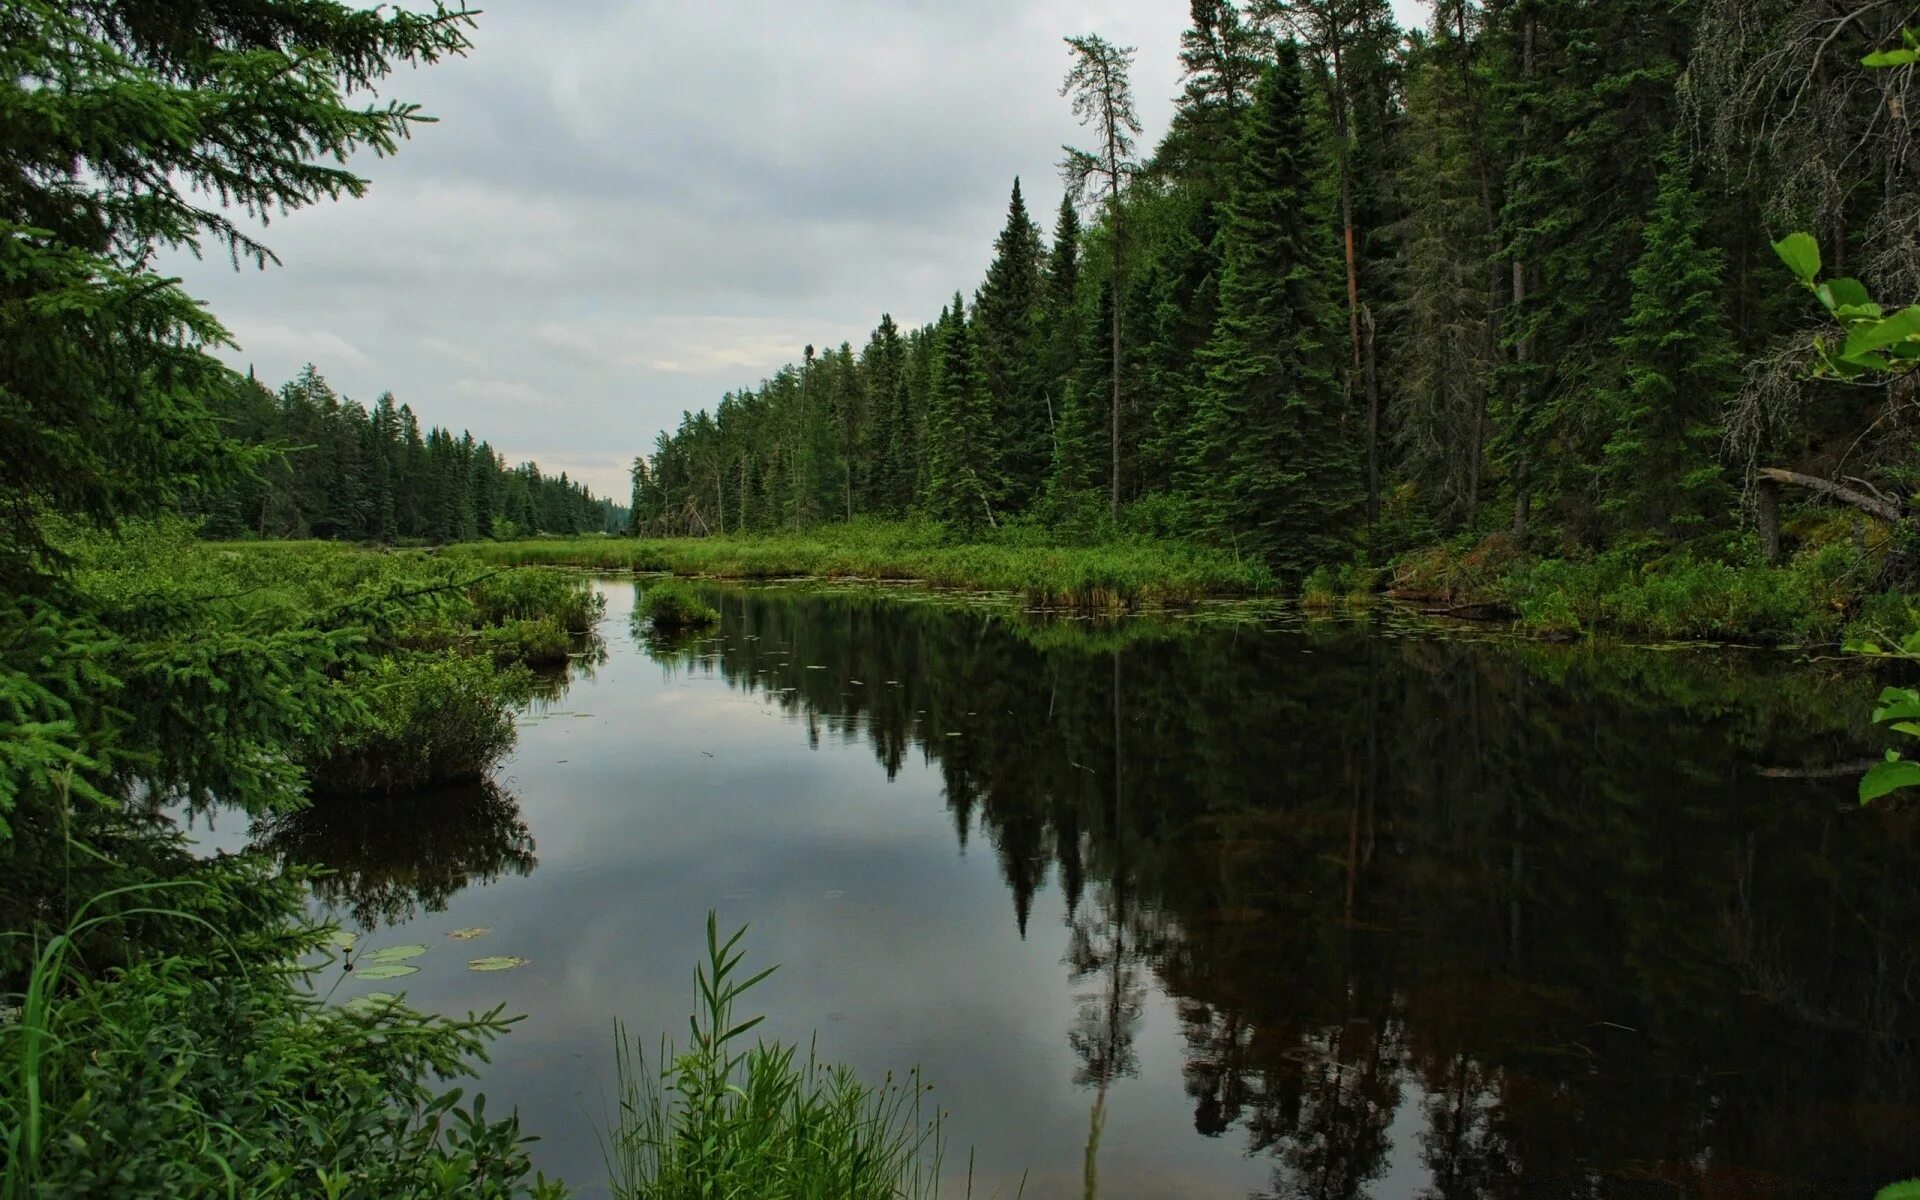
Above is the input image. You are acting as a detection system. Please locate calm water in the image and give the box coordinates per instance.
[230,579,1920,1197]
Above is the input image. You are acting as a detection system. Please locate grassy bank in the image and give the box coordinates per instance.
[1387,534,1911,645]
[455,520,1914,645]
[84,528,605,796]
[456,521,1273,610]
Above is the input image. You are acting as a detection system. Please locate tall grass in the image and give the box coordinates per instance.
[606,915,952,1200]
[458,521,1272,611]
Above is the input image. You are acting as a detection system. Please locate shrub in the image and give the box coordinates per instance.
[481,617,572,668]
[2,870,561,1200]
[469,568,604,633]
[641,579,720,632]
[306,650,528,796]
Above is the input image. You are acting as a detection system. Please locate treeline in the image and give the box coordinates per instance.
[194,364,628,542]
[632,0,1918,578]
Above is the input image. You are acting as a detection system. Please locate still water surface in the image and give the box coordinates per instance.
[231,579,1920,1197]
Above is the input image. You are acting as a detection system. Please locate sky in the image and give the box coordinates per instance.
[171,1,1431,500]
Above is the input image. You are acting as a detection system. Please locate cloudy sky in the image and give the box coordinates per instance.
[171,0,1428,500]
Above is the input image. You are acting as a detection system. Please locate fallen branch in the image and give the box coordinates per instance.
[1756,467,1904,523]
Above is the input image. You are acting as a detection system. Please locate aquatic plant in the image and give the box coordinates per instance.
[606,915,946,1200]
[640,579,721,632]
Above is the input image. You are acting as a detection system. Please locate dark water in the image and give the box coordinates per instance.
[235,580,1920,1198]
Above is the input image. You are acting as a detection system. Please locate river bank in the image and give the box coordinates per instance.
[452,521,1913,647]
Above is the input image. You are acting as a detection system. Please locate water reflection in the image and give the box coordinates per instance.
[256,780,536,928]
[628,579,1920,1197]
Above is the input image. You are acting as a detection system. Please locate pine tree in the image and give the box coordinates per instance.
[1158,0,1267,192]
[1601,134,1738,543]
[922,296,1000,530]
[1184,46,1357,573]
[1386,29,1500,532]
[1040,195,1084,467]
[974,179,1050,510]
[1061,33,1143,522]
[861,315,907,514]
[1050,281,1115,513]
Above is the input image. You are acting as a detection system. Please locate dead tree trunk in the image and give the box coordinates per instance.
[1756,477,1781,565]
[1756,467,1902,524]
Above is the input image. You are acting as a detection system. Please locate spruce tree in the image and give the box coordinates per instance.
[922,296,1000,531]
[974,179,1049,510]
[1601,135,1738,544]
[1184,46,1357,573]
[861,315,907,514]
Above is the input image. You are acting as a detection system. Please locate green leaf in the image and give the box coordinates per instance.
[1860,758,1920,803]
[325,929,357,952]
[355,964,420,981]
[1843,306,1920,360]
[1773,232,1821,283]
[1822,277,1874,310]
[466,956,530,972]
[1874,1181,1920,1200]
[363,944,428,964]
[1863,47,1920,67]
[447,927,491,941]
[1872,688,1920,723]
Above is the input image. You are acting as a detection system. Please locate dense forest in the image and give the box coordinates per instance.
[192,365,628,541]
[630,0,1920,582]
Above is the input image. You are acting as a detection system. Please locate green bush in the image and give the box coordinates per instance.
[2,869,561,1200]
[468,568,604,633]
[306,650,529,796]
[640,579,720,632]
[481,616,572,668]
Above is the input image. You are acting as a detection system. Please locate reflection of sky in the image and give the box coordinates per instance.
[299,582,1278,1199]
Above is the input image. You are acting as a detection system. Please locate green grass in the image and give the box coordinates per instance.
[1389,534,1892,645]
[457,521,1273,611]
[606,915,950,1200]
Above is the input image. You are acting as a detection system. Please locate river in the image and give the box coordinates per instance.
[231,577,1920,1197]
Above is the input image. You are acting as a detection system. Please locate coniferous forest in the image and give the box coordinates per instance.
[631,0,1920,595]
[11,2,1920,1198]
[192,366,628,541]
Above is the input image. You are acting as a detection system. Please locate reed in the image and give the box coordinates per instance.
[606,915,950,1200]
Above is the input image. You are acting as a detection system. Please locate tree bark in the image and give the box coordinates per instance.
[1756,476,1781,565]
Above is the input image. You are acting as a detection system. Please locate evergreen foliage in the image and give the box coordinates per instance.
[628,1,1920,593]
[1185,47,1356,573]
[975,180,1050,509]
[1600,134,1739,544]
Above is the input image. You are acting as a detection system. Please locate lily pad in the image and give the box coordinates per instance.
[363,944,428,964]
[467,956,530,972]
[346,991,402,1013]
[355,963,419,981]
[448,927,491,941]
[325,929,357,951]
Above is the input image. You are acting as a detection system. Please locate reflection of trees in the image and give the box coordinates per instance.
[653,583,1920,1193]
[255,780,536,928]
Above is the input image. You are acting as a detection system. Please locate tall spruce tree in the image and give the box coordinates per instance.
[922,296,1000,530]
[975,179,1050,510]
[1600,134,1738,543]
[1184,46,1356,572]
